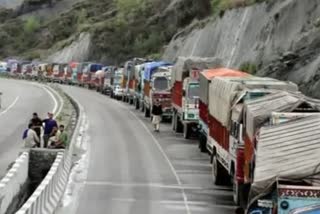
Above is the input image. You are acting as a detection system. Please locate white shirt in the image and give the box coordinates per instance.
[24,129,39,148]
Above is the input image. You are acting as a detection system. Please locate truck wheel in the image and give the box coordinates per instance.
[172,112,177,131]
[212,155,227,185]
[176,117,183,133]
[141,103,144,112]
[146,108,150,117]
[129,98,133,105]
[233,175,241,206]
[183,123,190,139]
[199,133,207,153]
[135,99,139,110]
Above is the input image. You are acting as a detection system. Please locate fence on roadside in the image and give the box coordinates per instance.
[0,152,29,214]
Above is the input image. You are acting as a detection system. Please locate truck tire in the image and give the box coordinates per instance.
[212,155,228,185]
[199,133,208,153]
[233,175,241,206]
[183,123,191,139]
[129,98,133,105]
[141,103,144,112]
[176,117,183,133]
[172,112,177,131]
[135,99,139,110]
[144,107,150,118]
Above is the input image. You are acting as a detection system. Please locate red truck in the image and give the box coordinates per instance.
[171,57,221,139]
[207,76,299,206]
[198,68,249,152]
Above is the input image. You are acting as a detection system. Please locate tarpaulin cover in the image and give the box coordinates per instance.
[89,64,103,72]
[171,57,222,85]
[143,61,172,81]
[199,68,249,105]
[209,76,299,128]
[244,91,303,141]
[251,115,320,199]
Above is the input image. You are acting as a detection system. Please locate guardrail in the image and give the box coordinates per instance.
[15,90,81,214]
[0,152,29,214]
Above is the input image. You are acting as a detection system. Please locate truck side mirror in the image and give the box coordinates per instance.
[182,90,186,97]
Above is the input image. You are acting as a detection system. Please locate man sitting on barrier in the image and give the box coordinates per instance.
[49,125,68,149]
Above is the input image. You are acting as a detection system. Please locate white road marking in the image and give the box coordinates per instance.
[128,110,192,214]
[109,197,236,209]
[84,181,214,190]
[0,96,19,116]
[44,85,64,118]
[38,84,58,114]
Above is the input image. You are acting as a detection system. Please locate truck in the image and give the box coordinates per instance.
[198,68,249,152]
[102,66,115,95]
[52,63,65,83]
[171,57,221,139]
[207,76,299,206]
[124,58,147,104]
[133,63,146,111]
[80,63,102,88]
[245,111,320,214]
[111,68,125,100]
[142,61,172,118]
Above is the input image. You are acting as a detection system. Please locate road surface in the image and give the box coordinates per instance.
[0,79,58,177]
[62,86,236,214]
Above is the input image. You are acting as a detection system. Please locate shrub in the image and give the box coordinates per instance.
[24,16,41,33]
[239,61,257,74]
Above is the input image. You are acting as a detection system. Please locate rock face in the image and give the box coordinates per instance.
[163,0,320,97]
[0,0,24,9]
[47,33,91,63]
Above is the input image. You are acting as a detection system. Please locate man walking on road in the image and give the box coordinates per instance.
[30,112,42,146]
[151,100,163,132]
[43,112,58,148]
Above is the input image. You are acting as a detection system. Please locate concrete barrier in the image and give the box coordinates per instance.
[0,152,29,214]
[15,91,82,214]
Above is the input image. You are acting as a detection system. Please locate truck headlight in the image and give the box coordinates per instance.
[280,201,289,210]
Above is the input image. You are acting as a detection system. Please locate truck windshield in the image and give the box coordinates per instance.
[153,77,168,91]
[188,83,199,99]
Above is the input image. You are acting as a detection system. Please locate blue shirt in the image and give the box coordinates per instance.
[43,119,58,135]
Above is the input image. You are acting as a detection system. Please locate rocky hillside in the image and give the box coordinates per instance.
[164,0,320,98]
[0,0,211,63]
[1,0,320,97]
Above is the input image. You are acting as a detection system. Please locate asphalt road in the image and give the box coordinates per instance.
[62,86,236,214]
[0,79,57,177]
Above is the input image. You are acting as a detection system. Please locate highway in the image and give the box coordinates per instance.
[62,86,236,214]
[0,79,59,177]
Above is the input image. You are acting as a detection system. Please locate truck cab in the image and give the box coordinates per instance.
[150,66,173,119]
[182,76,200,122]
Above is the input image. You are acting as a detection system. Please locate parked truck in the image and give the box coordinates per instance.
[245,111,320,213]
[207,76,299,205]
[124,58,147,104]
[171,57,221,139]
[142,61,172,118]
[133,63,146,111]
[111,68,125,100]
[198,68,249,152]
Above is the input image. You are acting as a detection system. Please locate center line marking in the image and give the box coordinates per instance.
[0,96,19,116]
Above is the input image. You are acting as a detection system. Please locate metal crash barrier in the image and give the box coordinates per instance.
[0,152,29,214]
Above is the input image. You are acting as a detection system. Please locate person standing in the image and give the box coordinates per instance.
[23,124,40,149]
[151,100,163,132]
[30,112,42,146]
[43,112,58,148]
